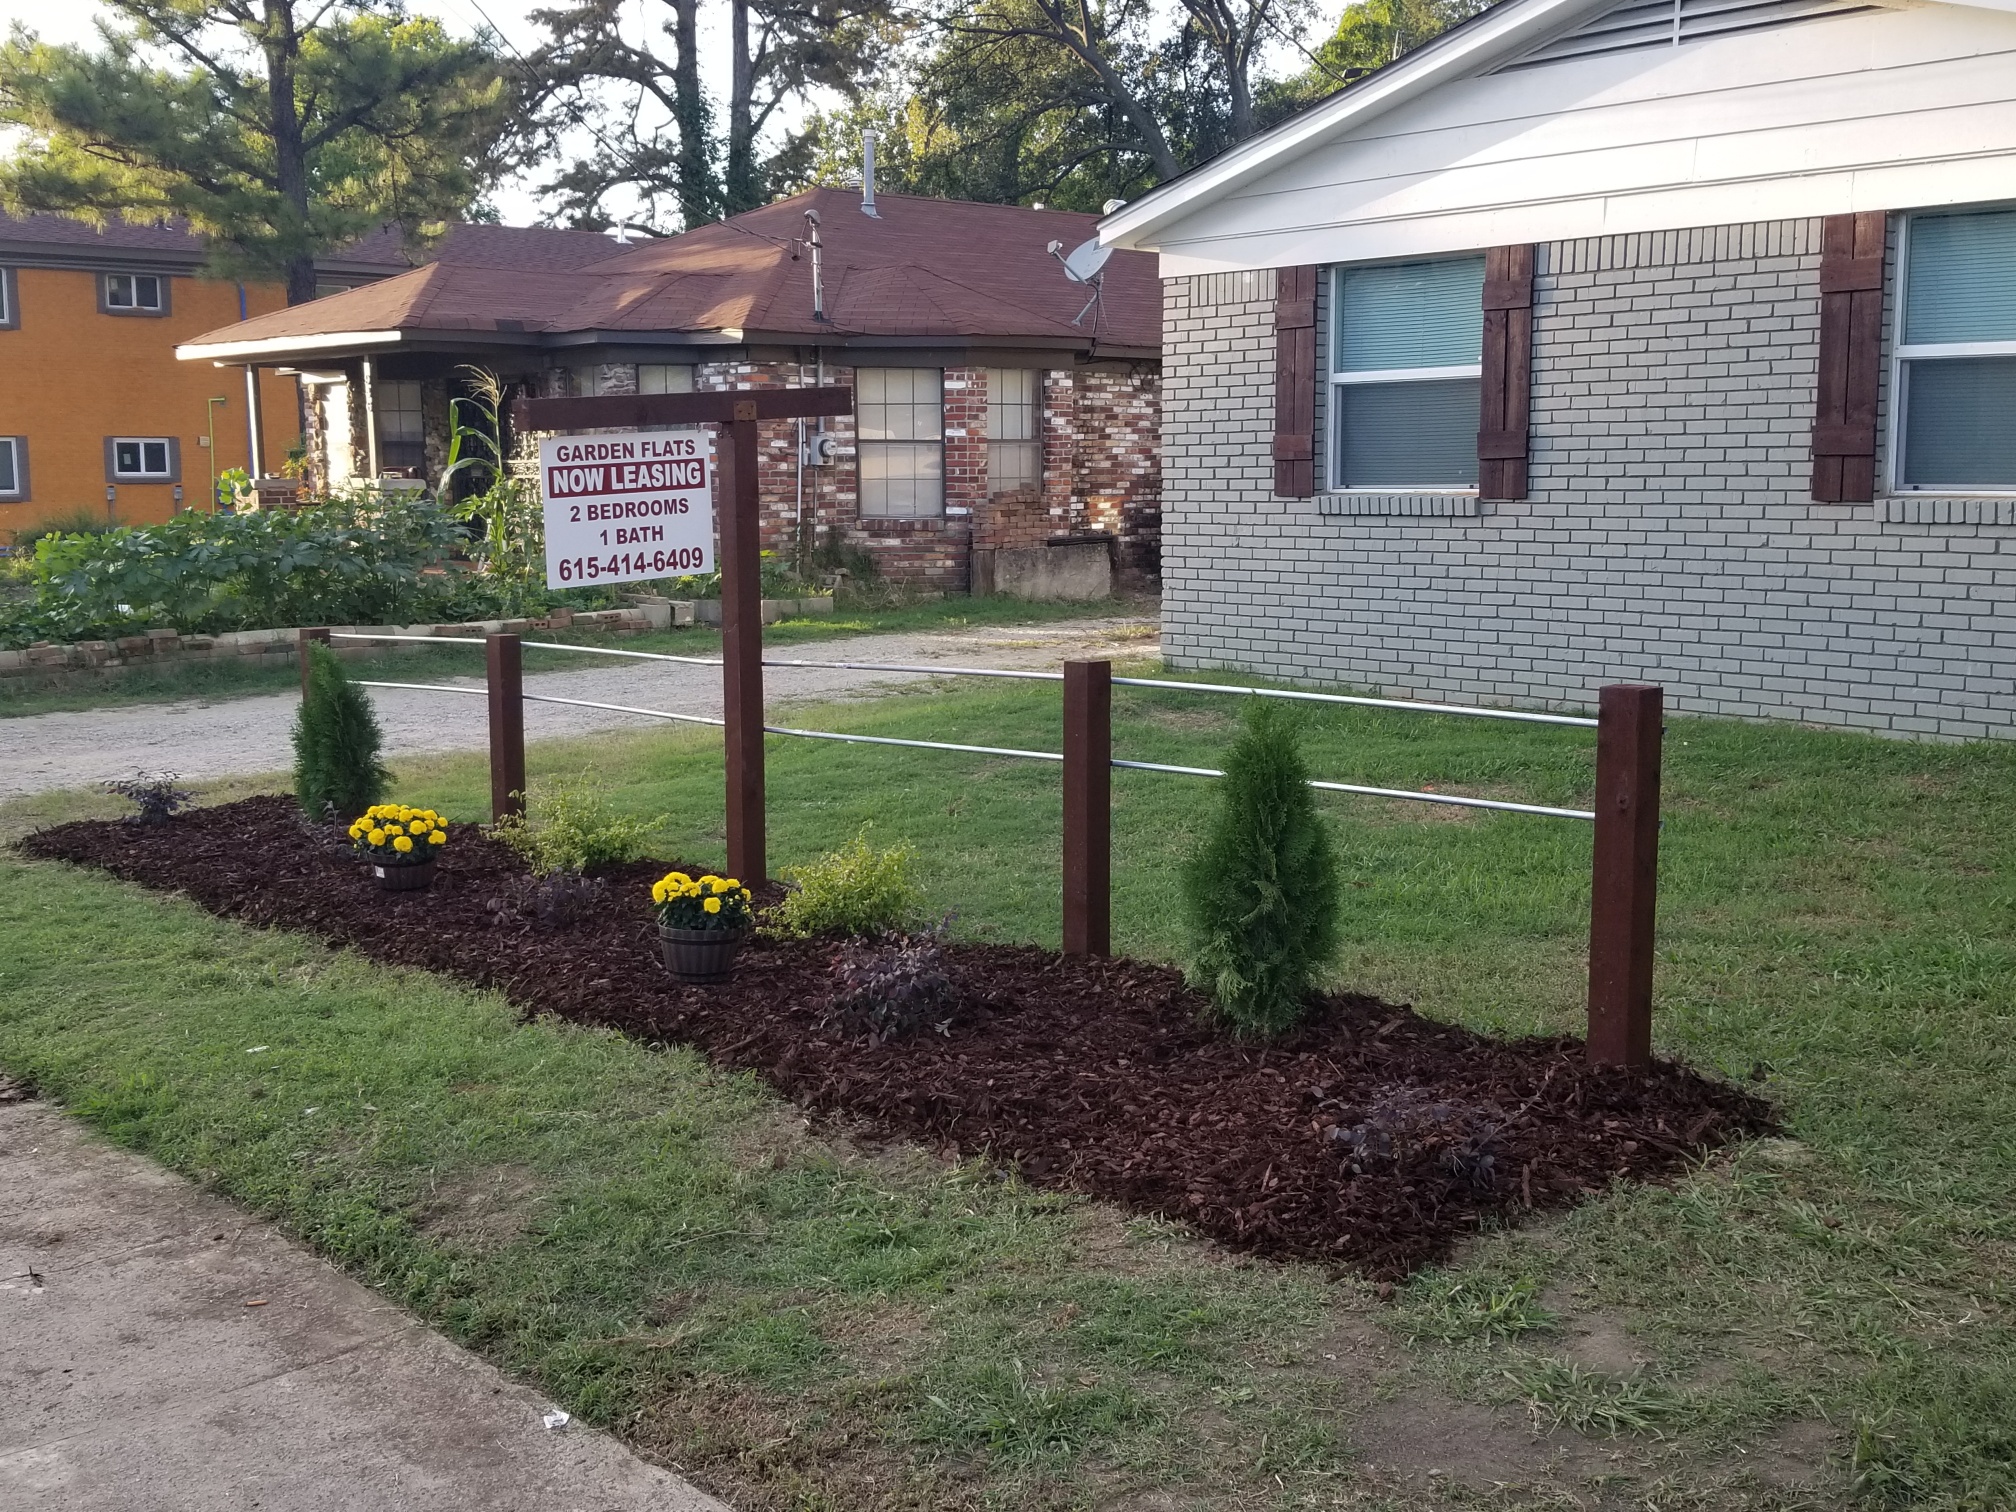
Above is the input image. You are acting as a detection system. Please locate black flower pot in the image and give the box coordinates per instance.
[658,923,749,982]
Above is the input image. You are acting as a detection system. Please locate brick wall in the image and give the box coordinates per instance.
[1162,222,2016,740]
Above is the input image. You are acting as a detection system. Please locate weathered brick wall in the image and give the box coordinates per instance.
[506,354,1164,590]
[1162,225,2016,740]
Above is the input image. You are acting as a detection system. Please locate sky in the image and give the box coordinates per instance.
[0,0,1327,230]
[0,0,727,226]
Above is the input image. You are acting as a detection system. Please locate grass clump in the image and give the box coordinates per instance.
[292,640,389,819]
[491,772,659,875]
[772,824,924,939]
[1180,700,1340,1037]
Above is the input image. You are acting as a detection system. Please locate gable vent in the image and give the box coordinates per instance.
[1498,0,1878,70]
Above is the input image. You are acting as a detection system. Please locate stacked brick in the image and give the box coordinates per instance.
[1161,219,2016,741]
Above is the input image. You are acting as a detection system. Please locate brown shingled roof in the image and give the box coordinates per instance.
[182,189,1160,356]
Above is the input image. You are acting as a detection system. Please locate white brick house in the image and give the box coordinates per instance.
[1102,0,2016,739]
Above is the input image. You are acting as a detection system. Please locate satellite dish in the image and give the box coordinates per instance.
[1060,238,1112,284]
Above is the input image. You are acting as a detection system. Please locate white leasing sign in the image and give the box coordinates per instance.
[539,428,715,589]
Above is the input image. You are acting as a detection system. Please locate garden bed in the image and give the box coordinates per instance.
[20,796,1774,1277]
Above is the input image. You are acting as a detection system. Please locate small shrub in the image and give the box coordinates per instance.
[491,774,660,875]
[293,640,390,819]
[651,869,755,932]
[1180,699,1340,1037]
[822,922,960,1046]
[103,770,194,825]
[772,825,924,938]
[527,871,608,930]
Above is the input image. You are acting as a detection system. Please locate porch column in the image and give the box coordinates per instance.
[360,355,381,479]
[243,364,264,476]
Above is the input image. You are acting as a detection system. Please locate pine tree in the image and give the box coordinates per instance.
[1181,699,1341,1037]
[293,641,390,819]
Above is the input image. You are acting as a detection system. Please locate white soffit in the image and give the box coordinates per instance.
[1097,0,1620,250]
[1100,0,2016,253]
[176,330,404,361]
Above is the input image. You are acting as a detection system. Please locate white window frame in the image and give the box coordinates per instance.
[856,367,946,519]
[1327,263,1483,494]
[0,436,24,500]
[1886,209,2016,496]
[987,368,1043,497]
[110,437,175,481]
[102,272,166,314]
[638,363,695,394]
[0,267,15,330]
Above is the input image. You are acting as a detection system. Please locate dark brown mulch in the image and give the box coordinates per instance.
[21,796,1775,1278]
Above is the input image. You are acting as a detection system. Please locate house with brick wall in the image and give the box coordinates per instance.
[1101,0,2016,740]
[177,191,1161,589]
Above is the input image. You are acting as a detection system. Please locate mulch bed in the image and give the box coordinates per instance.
[21,796,1775,1278]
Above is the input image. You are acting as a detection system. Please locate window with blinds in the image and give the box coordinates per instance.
[857,368,945,517]
[375,379,426,472]
[639,364,695,394]
[988,369,1043,495]
[1896,207,2016,491]
[1330,257,1483,489]
[1499,0,1876,70]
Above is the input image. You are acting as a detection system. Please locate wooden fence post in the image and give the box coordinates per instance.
[718,401,767,885]
[1587,683,1663,1068]
[1062,659,1112,957]
[298,626,330,698]
[487,632,526,824]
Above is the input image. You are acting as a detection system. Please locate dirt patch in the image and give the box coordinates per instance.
[21,797,1776,1279]
[412,1164,547,1252]
[1351,1392,1617,1494]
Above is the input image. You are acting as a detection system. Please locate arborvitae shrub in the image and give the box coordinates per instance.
[1181,699,1341,1037]
[292,640,389,819]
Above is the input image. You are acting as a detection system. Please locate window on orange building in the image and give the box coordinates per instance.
[0,268,15,330]
[102,273,168,315]
[108,437,178,482]
[0,437,25,500]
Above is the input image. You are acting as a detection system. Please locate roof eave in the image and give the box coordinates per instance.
[177,329,407,362]
[1097,0,1617,252]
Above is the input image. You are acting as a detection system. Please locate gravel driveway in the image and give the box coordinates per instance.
[0,616,1158,799]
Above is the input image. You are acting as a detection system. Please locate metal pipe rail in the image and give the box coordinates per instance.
[331,631,1593,724]
[320,629,1664,1070]
[1109,675,1598,728]
[352,679,1584,816]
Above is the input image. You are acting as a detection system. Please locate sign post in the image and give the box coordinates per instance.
[513,387,852,886]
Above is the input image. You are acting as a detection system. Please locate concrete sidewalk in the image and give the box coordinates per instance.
[0,1098,726,1512]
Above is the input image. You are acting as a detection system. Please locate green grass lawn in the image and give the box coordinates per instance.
[4,677,2014,1510]
[0,592,1143,718]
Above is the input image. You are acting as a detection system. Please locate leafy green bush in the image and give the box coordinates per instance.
[1181,699,1340,1038]
[293,640,389,819]
[27,494,468,640]
[772,826,924,938]
[491,774,661,875]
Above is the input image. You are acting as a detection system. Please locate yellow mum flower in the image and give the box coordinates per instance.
[367,829,386,846]
[724,878,740,891]
[741,888,753,901]
[429,830,446,846]
[393,834,414,853]
[702,896,722,914]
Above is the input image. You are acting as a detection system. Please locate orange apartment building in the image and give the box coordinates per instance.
[0,214,400,540]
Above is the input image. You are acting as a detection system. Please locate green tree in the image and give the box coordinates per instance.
[1181,700,1341,1039]
[293,639,389,820]
[1286,0,1492,102]
[0,3,514,305]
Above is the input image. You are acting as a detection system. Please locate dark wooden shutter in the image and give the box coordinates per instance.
[1273,265,1318,498]
[1812,211,1886,503]
[1478,244,1534,500]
